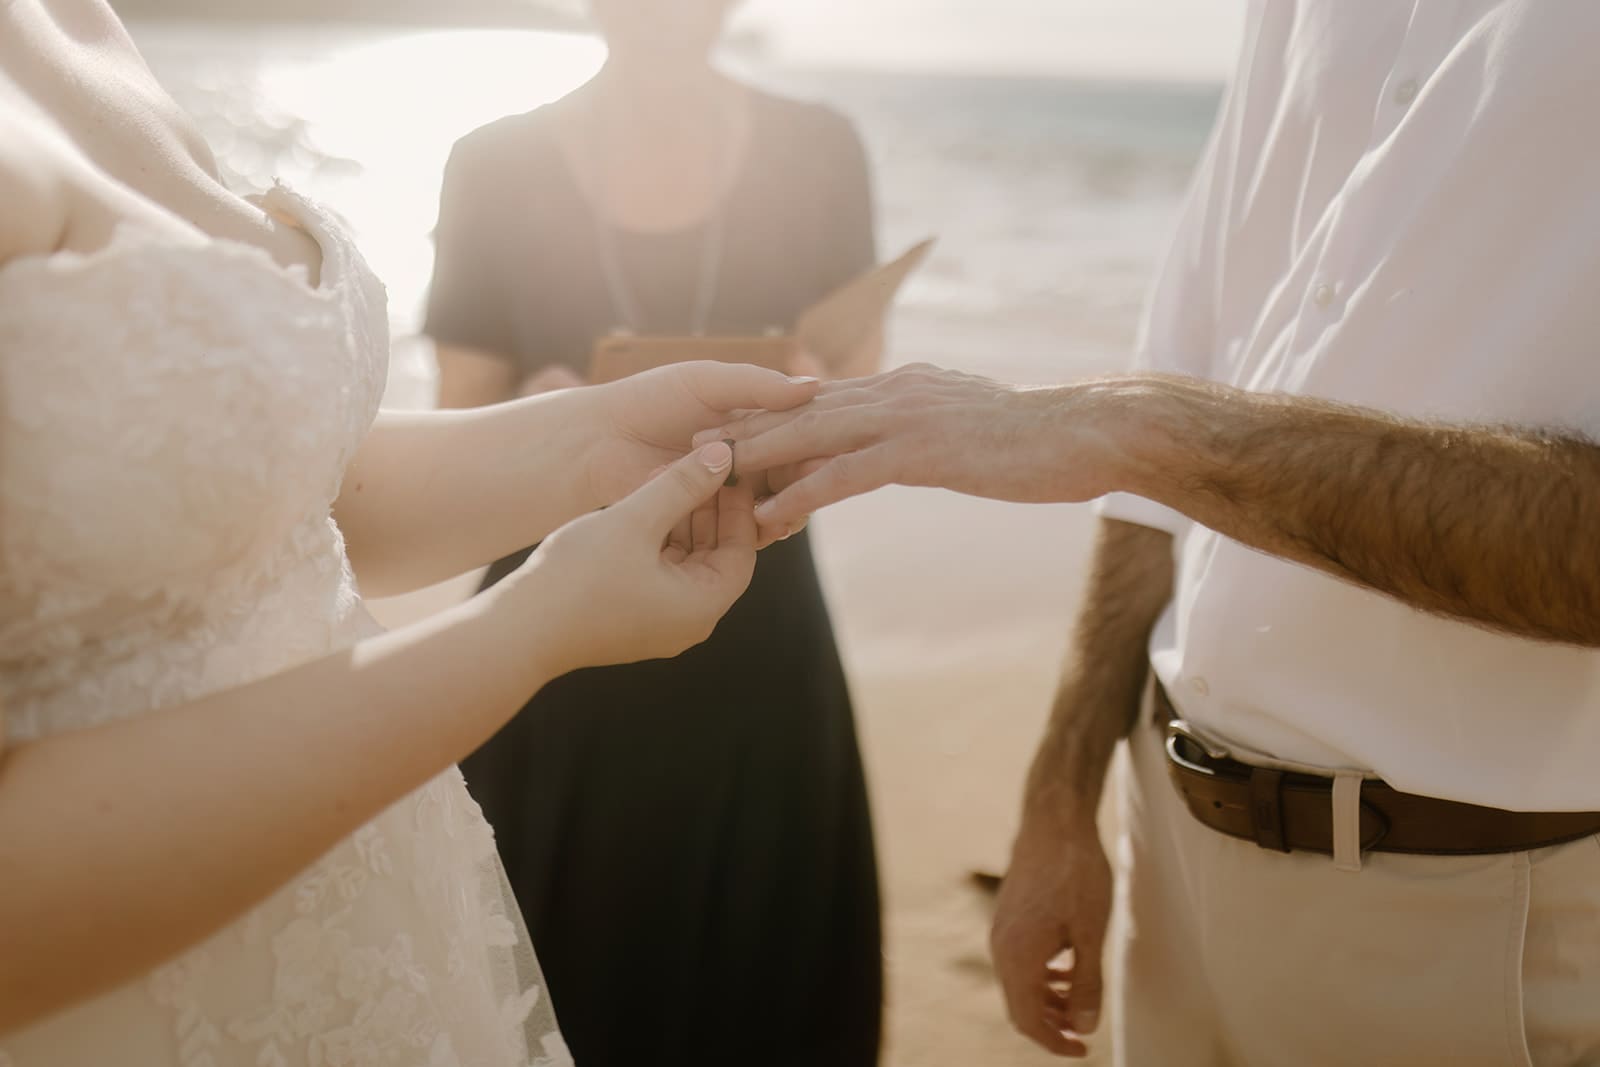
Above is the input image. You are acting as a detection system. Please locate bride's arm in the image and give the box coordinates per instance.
[334,362,819,598]
[336,389,605,597]
[0,580,552,1033]
[0,445,749,1034]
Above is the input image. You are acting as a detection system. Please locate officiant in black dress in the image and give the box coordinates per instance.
[423,3,883,1064]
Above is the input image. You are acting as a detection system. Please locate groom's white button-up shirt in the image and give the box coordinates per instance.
[1100,0,1600,810]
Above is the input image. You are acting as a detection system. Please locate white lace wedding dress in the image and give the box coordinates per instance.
[0,187,570,1067]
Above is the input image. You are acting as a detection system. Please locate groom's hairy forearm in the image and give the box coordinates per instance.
[1024,519,1174,821]
[1106,376,1600,646]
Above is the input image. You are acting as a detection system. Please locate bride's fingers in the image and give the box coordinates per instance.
[667,514,693,558]
[718,407,885,481]
[708,483,757,573]
[617,443,733,537]
[692,411,789,450]
[678,361,821,414]
[753,449,892,530]
[691,494,719,553]
[656,465,703,559]
[691,385,880,449]
[711,376,863,425]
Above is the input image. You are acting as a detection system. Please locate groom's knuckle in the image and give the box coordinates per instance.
[886,389,924,414]
[825,452,858,485]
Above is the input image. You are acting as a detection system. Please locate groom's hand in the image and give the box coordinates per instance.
[695,364,1128,529]
[990,811,1112,1058]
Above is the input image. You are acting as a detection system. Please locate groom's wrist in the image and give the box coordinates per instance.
[1086,373,1232,510]
[1037,374,1189,511]
[1022,737,1109,829]
[1020,779,1103,832]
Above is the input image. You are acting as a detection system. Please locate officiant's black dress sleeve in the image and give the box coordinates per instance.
[425,92,883,1067]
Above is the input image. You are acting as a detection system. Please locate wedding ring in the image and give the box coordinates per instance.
[722,438,739,487]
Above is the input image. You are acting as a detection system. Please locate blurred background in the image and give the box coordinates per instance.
[119,2,1243,1062]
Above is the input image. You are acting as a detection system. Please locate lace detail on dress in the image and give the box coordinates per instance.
[0,187,568,1067]
[0,186,386,734]
[142,772,564,1067]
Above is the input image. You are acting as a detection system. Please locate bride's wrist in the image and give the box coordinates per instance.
[499,383,611,517]
[473,560,575,686]
[552,382,615,514]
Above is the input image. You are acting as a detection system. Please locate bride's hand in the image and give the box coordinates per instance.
[579,361,819,509]
[507,442,757,672]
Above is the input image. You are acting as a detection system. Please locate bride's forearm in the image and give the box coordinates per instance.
[336,390,603,596]
[0,573,560,1035]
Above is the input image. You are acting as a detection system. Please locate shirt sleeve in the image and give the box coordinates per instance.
[1094,133,1221,535]
[1095,31,1249,537]
[423,135,517,360]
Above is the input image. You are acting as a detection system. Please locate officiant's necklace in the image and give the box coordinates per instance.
[583,89,738,337]
[593,206,725,337]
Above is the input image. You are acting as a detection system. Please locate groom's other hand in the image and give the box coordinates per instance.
[991,519,1175,1056]
[991,809,1113,1056]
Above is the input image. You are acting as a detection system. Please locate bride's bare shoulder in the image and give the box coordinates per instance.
[0,103,67,267]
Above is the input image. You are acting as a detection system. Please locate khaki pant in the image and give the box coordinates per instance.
[1108,697,1600,1067]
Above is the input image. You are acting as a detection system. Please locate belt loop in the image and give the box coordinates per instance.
[1249,768,1288,852]
[1333,772,1364,872]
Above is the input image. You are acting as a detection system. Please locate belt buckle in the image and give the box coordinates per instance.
[1164,717,1233,774]
[1165,718,1293,852]
[1165,717,1393,856]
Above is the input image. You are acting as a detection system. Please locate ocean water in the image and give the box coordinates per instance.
[131,22,1222,389]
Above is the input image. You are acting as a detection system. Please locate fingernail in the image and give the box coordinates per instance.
[755,499,778,522]
[1071,1009,1099,1034]
[699,442,733,474]
[787,376,820,386]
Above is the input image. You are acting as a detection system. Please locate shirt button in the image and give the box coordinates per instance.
[1190,677,1211,698]
[1394,77,1420,106]
[1313,282,1336,308]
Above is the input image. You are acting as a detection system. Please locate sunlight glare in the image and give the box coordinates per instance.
[258,28,605,329]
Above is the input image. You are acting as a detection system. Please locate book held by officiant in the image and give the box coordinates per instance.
[589,238,936,382]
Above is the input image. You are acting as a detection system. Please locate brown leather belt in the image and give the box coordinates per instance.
[1156,684,1600,857]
